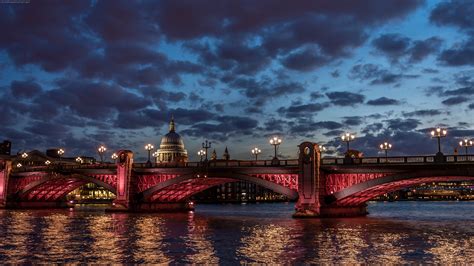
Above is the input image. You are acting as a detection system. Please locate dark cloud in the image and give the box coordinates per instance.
[443,87,474,96]
[441,96,470,106]
[310,91,324,100]
[408,37,443,62]
[403,109,442,117]
[281,47,329,71]
[181,115,258,141]
[366,97,400,106]
[372,34,442,63]
[361,123,384,134]
[385,118,421,131]
[372,33,410,60]
[469,103,474,109]
[343,116,363,126]
[349,63,418,85]
[278,103,329,118]
[437,38,474,66]
[430,0,474,30]
[10,80,42,99]
[326,91,365,106]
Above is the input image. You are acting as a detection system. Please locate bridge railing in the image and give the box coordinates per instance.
[321,155,474,165]
[132,159,299,168]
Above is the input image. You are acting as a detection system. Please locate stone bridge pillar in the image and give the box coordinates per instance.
[294,142,321,217]
[0,159,12,208]
[111,150,133,210]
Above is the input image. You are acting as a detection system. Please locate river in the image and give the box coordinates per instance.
[0,201,472,264]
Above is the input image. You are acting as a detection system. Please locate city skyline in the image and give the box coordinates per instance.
[1,0,474,161]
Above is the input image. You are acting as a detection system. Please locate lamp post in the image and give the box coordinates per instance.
[57,148,65,164]
[45,160,51,166]
[152,151,159,163]
[202,140,211,161]
[21,152,28,166]
[111,153,118,163]
[251,147,261,160]
[341,133,355,154]
[320,145,327,153]
[76,157,83,164]
[459,139,473,155]
[269,136,282,159]
[379,142,392,158]
[430,127,447,155]
[198,149,206,162]
[97,145,106,163]
[145,143,154,166]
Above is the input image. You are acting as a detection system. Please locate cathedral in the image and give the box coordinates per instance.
[156,118,188,163]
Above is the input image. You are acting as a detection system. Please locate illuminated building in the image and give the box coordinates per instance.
[156,117,188,163]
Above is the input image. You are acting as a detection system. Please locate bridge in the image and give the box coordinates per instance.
[0,142,474,217]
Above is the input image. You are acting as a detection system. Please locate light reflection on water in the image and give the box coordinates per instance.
[0,202,472,264]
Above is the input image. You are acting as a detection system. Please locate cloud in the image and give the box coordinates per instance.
[326,91,365,106]
[343,116,364,126]
[10,80,42,99]
[349,63,418,84]
[366,97,400,106]
[372,34,442,62]
[281,47,329,71]
[278,103,329,118]
[430,0,474,30]
[437,38,474,66]
[372,33,410,60]
[441,96,470,106]
[403,109,442,117]
[385,118,421,131]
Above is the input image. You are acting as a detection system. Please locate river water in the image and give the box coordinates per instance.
[0,201,472,264]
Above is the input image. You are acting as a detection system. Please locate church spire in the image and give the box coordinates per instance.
[169,115,175,132]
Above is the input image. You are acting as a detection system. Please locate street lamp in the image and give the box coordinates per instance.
[269,136,282,160]
[111,153,118,163]
[197,149,206,162]
[145,144,154,166]
[45,160,51,166]
[379,142,392,158]
[320,145,327,153]
[202,140,211,161]
[341,133,355,154]
[57,148,65,164]
[97,145,106,163]
[76,157,83,164]
[251,147,261,160]
[430,127,447,155]
[21,152,28,159]
[152,151,159,162]
[459,139,473,155]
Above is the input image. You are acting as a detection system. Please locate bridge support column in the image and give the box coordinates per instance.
[0,159,11,208]
[111,151,133,211]
[294,142,322,217]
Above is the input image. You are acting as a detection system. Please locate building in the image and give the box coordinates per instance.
[156,117,188,163]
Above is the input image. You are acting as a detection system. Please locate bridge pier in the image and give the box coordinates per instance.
[294,142,368,218]
[0,159,11,209]
[294,142,322,217]
[110,151,134,211]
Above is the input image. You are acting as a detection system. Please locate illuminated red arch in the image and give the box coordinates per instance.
[17,173,117,201]
[330,169,474,206]
[140,172,298,202]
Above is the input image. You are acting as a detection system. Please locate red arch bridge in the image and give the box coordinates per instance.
[1,142,474,217]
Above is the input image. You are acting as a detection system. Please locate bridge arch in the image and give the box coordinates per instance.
[16,173,117,201]
[329,169,474,206]
[140,172,298,202]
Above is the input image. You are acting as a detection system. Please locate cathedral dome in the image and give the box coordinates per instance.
[156,118,188,162]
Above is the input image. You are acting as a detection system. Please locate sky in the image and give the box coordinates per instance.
[1,0,474,162]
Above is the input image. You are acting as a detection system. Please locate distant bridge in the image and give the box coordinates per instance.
[1,144,474,217]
